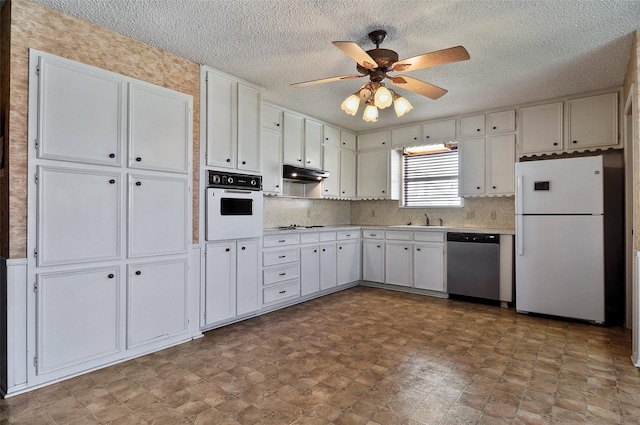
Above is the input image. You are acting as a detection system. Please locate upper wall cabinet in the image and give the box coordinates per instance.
[460,115,485,138]
[423,119,456,143]
[357,130,390,150]
[203,67,261,173]
[262,104,282,132]
[487,110,516,135]
[392,125,421,148]
[341,131,356,151]
[519,92,619,156]
[37,56,125,167]
[128,83,190,173]
[282,113,322,169]
[323,125,341,148]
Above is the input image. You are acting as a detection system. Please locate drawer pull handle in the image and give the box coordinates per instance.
[279,272,286,276]
[370,234,377,237]
[279,290,286,294]
[278,240,286,243]
[278,255,286,258]
[345,234,351,237]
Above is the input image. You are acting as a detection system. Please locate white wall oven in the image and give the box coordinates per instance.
[205,171,263,241]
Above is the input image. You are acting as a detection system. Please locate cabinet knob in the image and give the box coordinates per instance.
[572,140,578,144]
[413,137,417,140]
[108,273,115,278]
[492,186,496,189]
[298,159,302,162]
[404,247,408,250]
[342,191,345,194]
[242,160,246,165]
[382,190,385,194]
[342,142,346,145]
[275,185,280,188]
[553,142,558,146]
[493,126,497,130]
[276,123,280,127]
[136,181,142,186]
[476,186,481,190]
[241,246,246,251]
[426,135,430,139]
[382,142,386,145]
[225,248,230,252]
[135,271,141,276]
[109,179,116,184]
[377,245,381,248]
[325,189,328,192]
[226,158,231,163]
[325,137,329,140]
[314,249,317,253]
[109,153,116,158]
[339,247,342,250]
[417,248,421,251]
[322,249,326,252]
[306,160,311,164]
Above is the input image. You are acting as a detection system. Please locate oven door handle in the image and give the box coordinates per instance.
[224,189,254,195]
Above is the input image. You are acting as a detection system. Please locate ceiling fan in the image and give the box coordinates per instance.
[291,30,470,121]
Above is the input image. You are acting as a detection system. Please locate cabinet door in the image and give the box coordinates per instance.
[261,130,282,194]
[37,166,122,267]
[458,138,485,196]
[385,242,412,286]
[460,115,485,138]
[304,119,323,169]
[237,240,260,316]
[392,125,421,147]
[568,93,618,149]
[205,70,236,168]
[363,240,384,283]
[520,102,563,154]
[322,145,341,197]
[128,83,190,173]
[128,175,189,258]
[237,83,261,173]
[340,149,356,198]
[300,245,320,296]
[262,104,282,132]
[423,119,456,142]
[337,240,360,285]
[414,244,444,291]
[205,242,236,325]
[37,56,123,166]
[127,260,188,348]
[357,131,390,150]
[323,125,341,147]
[283,112,304,166]
[36,267,121,375]
[319,244,337,290]
[487,110,515,134]
[357,150,389,198]
[341,131,356,151]
[486,134,515,195]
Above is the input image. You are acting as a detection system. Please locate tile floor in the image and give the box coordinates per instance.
[1,286,639,425]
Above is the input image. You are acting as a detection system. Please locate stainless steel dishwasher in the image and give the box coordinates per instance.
[446,233,500,300]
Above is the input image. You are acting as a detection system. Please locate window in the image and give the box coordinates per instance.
[402,145,462,207]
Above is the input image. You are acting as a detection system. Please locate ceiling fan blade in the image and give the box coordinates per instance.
[389,75,448,100]
[392,46,470,73]
[290,74,365,88]
[332,41,377,71]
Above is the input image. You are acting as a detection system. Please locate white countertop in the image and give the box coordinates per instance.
[264,225,515,235]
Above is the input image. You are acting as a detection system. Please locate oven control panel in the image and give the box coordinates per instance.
[207,171,262,190]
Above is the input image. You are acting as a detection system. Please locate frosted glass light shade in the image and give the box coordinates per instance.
[341,94,360,116]
[374,85,393,109]
[363,104,378,122]
[394,95,413,117]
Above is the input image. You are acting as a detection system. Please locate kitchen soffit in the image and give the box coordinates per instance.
[32,0,640,132]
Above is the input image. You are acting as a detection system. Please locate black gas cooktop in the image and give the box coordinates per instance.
[277,225,325,230]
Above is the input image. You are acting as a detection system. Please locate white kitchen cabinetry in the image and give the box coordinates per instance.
[127,260,188,348]
[128,174,189,258]
[423,119,456,142]
[340,150,356,198]
[319,243,337,290]
[283,112,304,166]
[460,115,485,138]
[567,93,618,150]
[413,243,445,292]
[262,104,282,132]
[323,125,341,147]
[262,234,301,305]
[357,149,393,199]
[357,130,390,150]
[487,110,516,135]
[392,125,421,147]
[519,102,564,155]
[385,241,413,287]
[37,56,124,166]
[304,119,323,169]
[261,128,283,194]
[36,267,121,375]
[300,245,320,297]
[459,135,515,197]
[128,83,190,174]
[204,239,260,326]
[337,231,361,285]
[341,131,356,151]
[204,67,261,173]
[362,239,384,283]
[322,144,341,197]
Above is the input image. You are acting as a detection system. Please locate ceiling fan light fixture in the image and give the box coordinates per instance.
[374,84,393,109]
[393,94,413,117]
[363,101,379,122]
[341,93,361,116]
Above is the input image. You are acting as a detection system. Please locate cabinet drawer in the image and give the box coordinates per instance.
[300,232,320,244]
[320,232,336,242]
[263,264,299,286]
[337,230,358,240]
[385,231,413,241]
[263,280,300,304]
[263,234,300,247]
[263,248,299,266]
[362,230,384,239]
[414,232,445,242]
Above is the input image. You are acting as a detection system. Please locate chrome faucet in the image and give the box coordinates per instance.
[438,218,444,226]
[424,214,430,226]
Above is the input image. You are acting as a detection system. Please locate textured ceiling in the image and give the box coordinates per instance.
[33,0,640,132]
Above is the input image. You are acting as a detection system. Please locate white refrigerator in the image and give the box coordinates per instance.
[515,155,605,323]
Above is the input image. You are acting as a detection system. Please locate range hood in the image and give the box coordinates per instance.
[283,164,329,182]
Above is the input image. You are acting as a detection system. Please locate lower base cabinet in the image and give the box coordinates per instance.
[362,240,384,282]
[337,240,361,284]
[204,239,259,326]
[385,242,412,287]
[300,245,320,296]
[413,243,445,292]
[319,243,337,290]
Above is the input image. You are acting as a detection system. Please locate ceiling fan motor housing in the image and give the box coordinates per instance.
[356,48,399,75]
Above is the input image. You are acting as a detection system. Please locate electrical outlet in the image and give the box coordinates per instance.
[490,210,497,220]
[372,210,376,218]
[466,210,475,219]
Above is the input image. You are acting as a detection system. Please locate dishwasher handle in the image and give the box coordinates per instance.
[447,233,499,243]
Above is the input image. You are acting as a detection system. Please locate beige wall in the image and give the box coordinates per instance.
[5,0,201,258]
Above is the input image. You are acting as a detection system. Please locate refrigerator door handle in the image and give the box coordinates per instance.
[516,176,523,215]
[516,215,524,256]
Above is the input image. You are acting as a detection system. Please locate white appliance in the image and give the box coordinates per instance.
[515,155,605,323]
[205,171,263,241]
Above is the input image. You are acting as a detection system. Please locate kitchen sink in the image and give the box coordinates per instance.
[388,225,450,229]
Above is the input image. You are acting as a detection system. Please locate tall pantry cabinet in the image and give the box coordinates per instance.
[16,50,196,393]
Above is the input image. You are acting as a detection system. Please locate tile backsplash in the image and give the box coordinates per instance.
[264,196,515,229]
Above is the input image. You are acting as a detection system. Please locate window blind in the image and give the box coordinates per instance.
[402,148,462,207]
